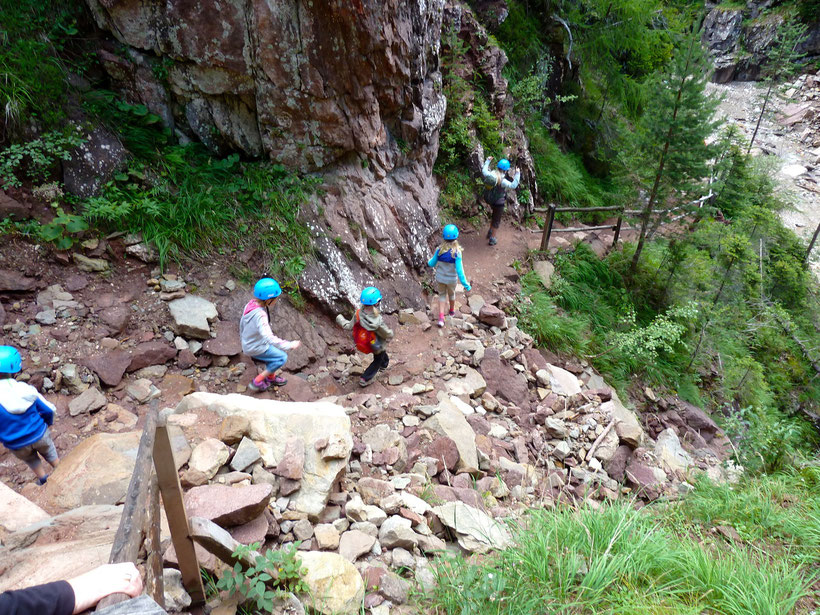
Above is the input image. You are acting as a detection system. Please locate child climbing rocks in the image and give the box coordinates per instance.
[240,278,301,393]
[336,287,394,387]
[428,224,471,327]
[482,156,521,246]
[0,345,60,485]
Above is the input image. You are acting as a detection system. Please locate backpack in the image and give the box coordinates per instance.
[352,310,376,354]
[482,173,506,206]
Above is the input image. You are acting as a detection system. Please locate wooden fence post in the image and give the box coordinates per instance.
[154,415,206,606]
[539,203,557,252]
[612,213,623,248]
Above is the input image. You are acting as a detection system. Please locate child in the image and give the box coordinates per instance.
[428,224,471,327]
[0,345,60,485]
[240,278,301,393]
[336,287,394,387]
[481,156,521,246]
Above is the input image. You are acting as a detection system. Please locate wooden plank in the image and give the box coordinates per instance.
[539,203,556,252]
[145,472,164,608]
[153,416,206,605]
[551,224,617,233]
[555,205,623,213]
[94,594,167,615]
[611,216,623,248]
[97,403,159,610]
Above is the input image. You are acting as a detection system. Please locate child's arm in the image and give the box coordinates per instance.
[427,248,440,268]
[257,312,299,350]
[336,314,354,330]
[501,169,521,190]
[376,322,394,341]
[33,395,55,426]
[455,255,471,291]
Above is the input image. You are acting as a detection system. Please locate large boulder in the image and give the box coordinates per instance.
[62,124,127,197]
[0,505,122,590]
[654,428,693,474]
[86,350,132,387]
[445,367,487,398]
[176,393,352,518]
[543,364,582,397]
[39,428,189,512]
[0,481,50,538]
[421,398,479,473]
[296,551,364,615]
[127,341,177,373]
[203,320,242,356]
[480,348,530,410]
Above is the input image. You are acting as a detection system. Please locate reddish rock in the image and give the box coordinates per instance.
[357,477,394,504]
[203,320,242,356]
[678,401,719,442]
[64,274,89,292]
[177,349,196,369]
[432,485,485,510]
[424,437,459,472]
[522,348,548,373]
[480,348,530,410]
[161,374,195,405]
[399,507,424,525]
[283,376,315,403]
[624,461,663,501]
[465,414,491,436]
[0,269,36,292]
[127,341,176,372]
[0,190,31,220]
[86,350,132,387]
[478,304,506,328]
[0,302,5,328]
[184,484,273,527]
[99,305,130,334]
[279,478,301,496]
[229,514,269,545]
[273,438,305,480]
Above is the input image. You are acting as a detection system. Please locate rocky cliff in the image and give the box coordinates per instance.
[702,3,820,83]
[84,0,448,311]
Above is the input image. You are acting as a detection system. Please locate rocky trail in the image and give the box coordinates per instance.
[0,212,737,614]
[708,72,820,269]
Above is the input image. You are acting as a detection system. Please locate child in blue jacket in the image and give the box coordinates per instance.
[428,224,471,327]
[0,346,60,484]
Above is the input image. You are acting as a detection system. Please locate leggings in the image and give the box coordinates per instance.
[363,351,389,381]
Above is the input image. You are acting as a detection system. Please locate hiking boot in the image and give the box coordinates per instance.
[248,378,271,393]
[437,316,445,328]
[266,374,288,386]
[448,309,456,317]
[488,236,498,246]
[37,475,49,486]
[359,375,375,387]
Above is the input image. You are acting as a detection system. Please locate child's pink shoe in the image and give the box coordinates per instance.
[248,377,270,393]
[437,314,445,328]
[266,374,288,386]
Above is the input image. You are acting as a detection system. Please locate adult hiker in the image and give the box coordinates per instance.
[0,345,61,485]
[428,224,472,327]
[336,286,394,387]
[240,277,301,393]
[482,155,521,246]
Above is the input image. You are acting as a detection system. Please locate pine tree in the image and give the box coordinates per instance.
[624,30,720,275]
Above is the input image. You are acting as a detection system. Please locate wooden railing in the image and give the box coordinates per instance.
[538,204,624,252]
[95,401,205,611]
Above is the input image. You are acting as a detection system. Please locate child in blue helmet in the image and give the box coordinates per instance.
[481,156,521,246]
[240,278,301,393]
[0,345,60,484]
[428,224,471,327]
[336,287,394,387]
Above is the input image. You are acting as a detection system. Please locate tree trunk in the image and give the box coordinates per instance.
[747,81,774,155]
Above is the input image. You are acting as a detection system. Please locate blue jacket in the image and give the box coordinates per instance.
[0,379,55,450]
[428,248,471,290]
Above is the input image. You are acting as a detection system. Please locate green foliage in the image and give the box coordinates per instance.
[611,301,698,363]
[217,542,309,611]
[0,128,85,188]
[38,205,88,250]
[428,492,817,614]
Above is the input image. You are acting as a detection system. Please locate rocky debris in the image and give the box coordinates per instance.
[433,502,512,553]
[99,305,130,334]
[339,529,377,562]
[73,254,109,272]
[176,393,352,518]
[56,364,88,395]
[422,399,479,473]
[543,364,582,397]
[68,386,107,416]
[296,552,364,615]
[533,260,554,289]
[126,378,160,404]
[168,295,218,339]
[478,303,507,328]
[603,394,646,448]
[126,242,159,264]
[185,484,272,526]
[189,438,231,480]
[163,568,192,611]
[231,437,262,472]
[86,350,132,387]
[274,438,305,481]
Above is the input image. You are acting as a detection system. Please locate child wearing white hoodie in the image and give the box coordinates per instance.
[0,345,60,484]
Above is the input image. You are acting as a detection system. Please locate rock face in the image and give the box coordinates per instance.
[176,393,352,517]
[84,0,448,312]
[0,481,50,538]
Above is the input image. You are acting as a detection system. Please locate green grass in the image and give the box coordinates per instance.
[426,473,819,614]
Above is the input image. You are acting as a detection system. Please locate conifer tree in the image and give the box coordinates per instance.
[625,30,719,275]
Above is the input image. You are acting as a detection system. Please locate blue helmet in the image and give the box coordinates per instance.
[442,224,459,241]
[360,286,382,306]
[497,158,511,171]
[0,346,22,374]
[254,277,282,301]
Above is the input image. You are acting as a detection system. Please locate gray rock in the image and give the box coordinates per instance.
[62,124,127,198]
[68,387,107,416]
[378,515,418,550]
[432,502,512,553]
[58,364,88,395]
[338,529,376,562]
[168,295,218,339]
[35,310,57,325]
[231,436,262,472]
[162,568,192,611]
